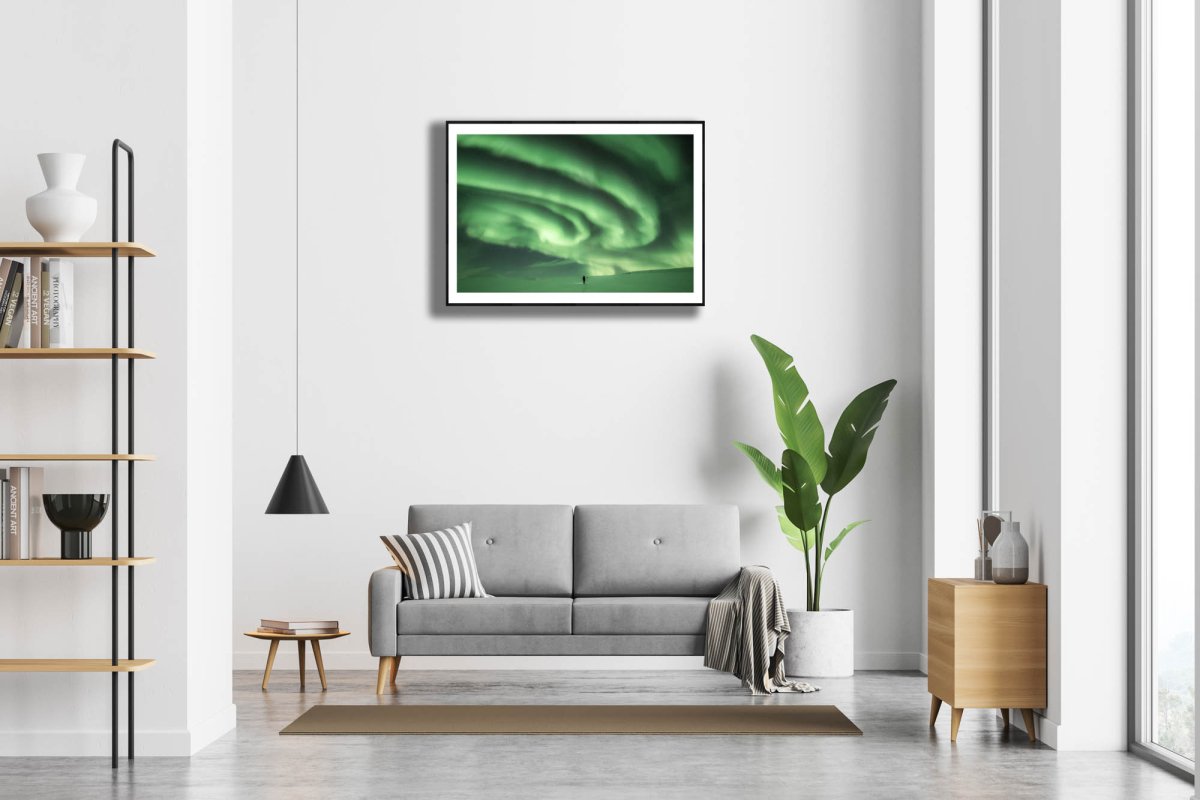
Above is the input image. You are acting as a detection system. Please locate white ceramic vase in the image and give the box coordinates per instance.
[991,520,1030,584]
[784,608,854,677]
[26,153,97,242]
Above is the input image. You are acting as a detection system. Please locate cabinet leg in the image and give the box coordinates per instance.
[389,655,400,686]
[1020,709,1037,743]
[261,639,279,690]
[950,707,964,742]
[312,640,328,690]
[1000,708,1010,729]
[929,695,943,726]
[376,656,396,694]
[297,640,306,691]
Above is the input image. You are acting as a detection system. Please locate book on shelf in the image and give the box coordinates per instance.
[19,257,41,348]
[0,477,8,559]
[0,262,23,348]
[39,259,50,345]
[47,259,74,348]
[0,259,15,336]
[2,468,44,560]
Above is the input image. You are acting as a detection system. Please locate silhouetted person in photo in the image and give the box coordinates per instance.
[582,275,587,286]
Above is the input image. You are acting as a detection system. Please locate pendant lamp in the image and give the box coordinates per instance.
[266,0,328,515]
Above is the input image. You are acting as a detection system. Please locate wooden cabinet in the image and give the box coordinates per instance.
[927,578,1047,742]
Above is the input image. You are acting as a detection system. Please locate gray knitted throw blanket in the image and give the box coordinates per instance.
[704,566,819,695]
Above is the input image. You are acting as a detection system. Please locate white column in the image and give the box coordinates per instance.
[185,0,236,753]
[919,0,986,673]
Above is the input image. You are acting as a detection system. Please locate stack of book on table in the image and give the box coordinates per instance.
[258,618,338,635]
[0,258,74,349]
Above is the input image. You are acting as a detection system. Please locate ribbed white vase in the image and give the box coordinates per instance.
[26,153,97,242]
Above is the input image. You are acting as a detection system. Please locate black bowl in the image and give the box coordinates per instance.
[42,494,110,533]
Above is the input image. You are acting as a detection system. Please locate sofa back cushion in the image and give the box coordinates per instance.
[573,505,740,597]
[408,505,573,597]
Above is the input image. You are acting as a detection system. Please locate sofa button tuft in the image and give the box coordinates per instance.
[485,538,495,545]
[653,538,662,545]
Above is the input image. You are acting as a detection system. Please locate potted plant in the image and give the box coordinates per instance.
[735,334,896,677]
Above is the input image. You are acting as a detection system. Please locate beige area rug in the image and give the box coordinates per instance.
[280,704,862,736]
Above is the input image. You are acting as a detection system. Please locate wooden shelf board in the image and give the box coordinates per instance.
[0,557,155,567]
[0,242,155,258]
[0,659,156,673]
[0,454,155,462]
[0,347,156,360]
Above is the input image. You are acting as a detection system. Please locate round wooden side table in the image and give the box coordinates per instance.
[243,630,350,691]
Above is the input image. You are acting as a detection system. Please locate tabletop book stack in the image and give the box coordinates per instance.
[258,618,339,635]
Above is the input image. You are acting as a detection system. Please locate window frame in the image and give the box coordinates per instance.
[1129,0,1196,780]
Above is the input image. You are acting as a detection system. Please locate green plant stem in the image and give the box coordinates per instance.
[802,529,814,610]
[813,496,832,611]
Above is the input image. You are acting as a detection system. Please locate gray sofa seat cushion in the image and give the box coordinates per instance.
[409,505,573,597]
[396,597,573,635]
[572,596,710,635]
[396,635,704,656]
[574,505,740,596]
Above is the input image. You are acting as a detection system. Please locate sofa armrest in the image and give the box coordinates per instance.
[368,566,404,656]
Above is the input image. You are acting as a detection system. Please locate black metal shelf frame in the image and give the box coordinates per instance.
[111,139,137,769]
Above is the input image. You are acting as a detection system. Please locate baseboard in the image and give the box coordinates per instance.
[235,649,923,672]
[855,651,923,671]
[188,703,237,755]
[0,728,190,757]
[0,703,237,757]
[918,652,929,675]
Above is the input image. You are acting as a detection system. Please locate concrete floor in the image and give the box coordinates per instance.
[0,669,1192,799]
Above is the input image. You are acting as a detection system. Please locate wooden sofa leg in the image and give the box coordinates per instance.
[390,655,400,686]
[376,657,396,694]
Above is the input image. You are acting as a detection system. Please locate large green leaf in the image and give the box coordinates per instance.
[782,448,823,533]
[735,442,782,497]
[751,335,827,483]
[823,519,868,560]
[777,505,814,552]
[821,379,897,496]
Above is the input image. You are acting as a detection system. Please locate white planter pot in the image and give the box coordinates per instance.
[26,153,97,242]
[784,608,854,678]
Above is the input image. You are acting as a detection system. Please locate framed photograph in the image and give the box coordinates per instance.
[447,121,704,306]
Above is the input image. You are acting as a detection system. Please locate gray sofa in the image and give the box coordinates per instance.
[369,504,739,692]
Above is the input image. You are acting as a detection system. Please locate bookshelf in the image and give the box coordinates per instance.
[0,454,155,461]
[0,659,156,672]
[0,557,155,567]
[0,348,155,360]
[0,140,152,768]
[0,243,155,258]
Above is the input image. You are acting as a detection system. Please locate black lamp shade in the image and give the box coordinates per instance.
[265,454,329,514]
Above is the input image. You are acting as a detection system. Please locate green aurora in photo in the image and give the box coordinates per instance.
[455,133,695,293]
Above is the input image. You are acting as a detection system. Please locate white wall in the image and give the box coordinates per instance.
[232,0,926,671]
[0,0,234,756]
[996,0,1064,740]
[994,0,1127,750]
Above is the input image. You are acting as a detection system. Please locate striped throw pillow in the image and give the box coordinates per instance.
[380,523,489,600]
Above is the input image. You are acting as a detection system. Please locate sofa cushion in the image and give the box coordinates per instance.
[572,597,710,635]
[396,597,572,635]
[573,505,740,596]
[409,505,573,597]
[380,523,489,600]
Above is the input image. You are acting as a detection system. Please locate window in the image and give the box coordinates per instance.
[1133,0,1196,774]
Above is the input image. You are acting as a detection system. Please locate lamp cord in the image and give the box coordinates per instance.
[295,0,300,456]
